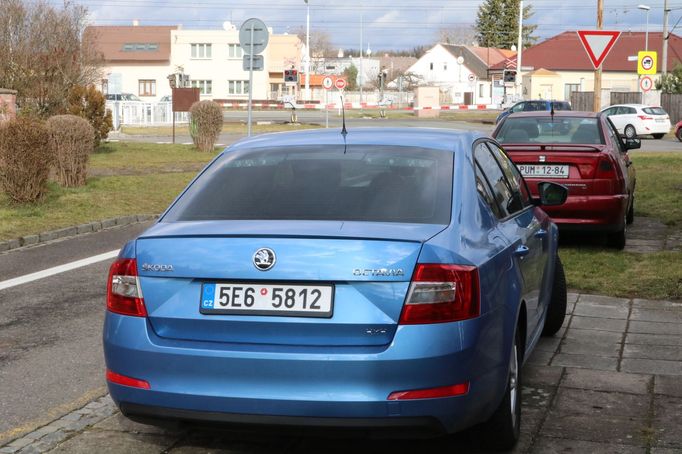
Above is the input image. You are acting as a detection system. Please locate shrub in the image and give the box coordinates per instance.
[46,115,95,187]
[0,117,52,203]
[190,100,223,152]
[67,85,113,146]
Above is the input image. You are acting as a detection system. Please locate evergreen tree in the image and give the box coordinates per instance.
[475,0,537,49]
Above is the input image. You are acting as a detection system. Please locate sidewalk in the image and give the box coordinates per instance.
[3,293,681,454]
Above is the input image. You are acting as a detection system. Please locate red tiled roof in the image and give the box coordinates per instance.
[522,31,682,72]
[84,26,176,62]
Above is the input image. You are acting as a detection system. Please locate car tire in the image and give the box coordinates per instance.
[481,328,522,451]
[542,257,567,337]
[608,218,627,250]
[624,125,637,139]
[626,196,635,225]
[652,133,665,140]
[677,128,682,142]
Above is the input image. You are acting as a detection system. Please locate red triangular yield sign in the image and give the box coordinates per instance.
[577,30,621,69]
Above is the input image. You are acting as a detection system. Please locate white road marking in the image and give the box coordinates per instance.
[0,250,120,291]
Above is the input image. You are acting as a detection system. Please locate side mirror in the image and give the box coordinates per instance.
[623,138,641,151]
[535,182,568,206]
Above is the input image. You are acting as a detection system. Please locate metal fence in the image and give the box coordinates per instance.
[106,101,189,129]
[661,93,682,123]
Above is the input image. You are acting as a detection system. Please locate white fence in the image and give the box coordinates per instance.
[106,101,189,129]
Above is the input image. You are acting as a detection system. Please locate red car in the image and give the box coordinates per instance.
[675,120,682,142]
[492,111,638,249]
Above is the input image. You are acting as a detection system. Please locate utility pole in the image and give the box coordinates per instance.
[359,11,364,106]
[662,0,669,76]
[516,0,524,100]
[304,0,311,100]
[593,0,604,112]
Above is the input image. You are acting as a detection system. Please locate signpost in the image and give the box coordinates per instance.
[576,29,621,111]
[239,18,269,137]
[322,77,333,128]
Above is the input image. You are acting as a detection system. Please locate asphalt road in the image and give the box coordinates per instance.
[0,223,151,444]
[114,112,682,152]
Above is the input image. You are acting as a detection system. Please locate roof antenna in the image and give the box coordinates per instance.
[340,94,348,137]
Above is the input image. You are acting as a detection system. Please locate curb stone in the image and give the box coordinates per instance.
[0,214,158,254]
[0,395,117,453]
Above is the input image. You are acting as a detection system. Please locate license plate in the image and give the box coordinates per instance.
[517,164,569,179]
[200,282,334,318]
[655,118,666,123]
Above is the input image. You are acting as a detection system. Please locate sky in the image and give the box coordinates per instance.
[64,0,682,51]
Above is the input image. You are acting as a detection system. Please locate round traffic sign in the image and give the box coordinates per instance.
[239,18,269,55]
[335,78,347,90]
[468,73,476,82]
[641,55,654,71]
[322,77,333,90]
[640,76,653,92]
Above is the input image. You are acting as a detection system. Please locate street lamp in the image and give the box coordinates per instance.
[638,4,650,51]
[304,0,310,101]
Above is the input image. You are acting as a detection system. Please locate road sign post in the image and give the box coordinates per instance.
[239,18,269,137]
[322,77,333,128]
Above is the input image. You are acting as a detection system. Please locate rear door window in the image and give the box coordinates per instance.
[487,143,529,212]
[474,143,515,218]
[643,107,667,115]
[164,145,454,224]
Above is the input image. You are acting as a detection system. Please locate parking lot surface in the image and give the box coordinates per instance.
[2,293,681,454]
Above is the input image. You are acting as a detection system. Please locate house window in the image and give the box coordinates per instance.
[101,79,109,95]
[444,63,447,70]
[564,83,580,101]
[122,43,159,52]
[138,79,156,97]
[228,80,249,95]
[191,80,213,95]
[479,83,485,98]
[429,62,434,70]
[191,43,212,59]
[228,44,243,59]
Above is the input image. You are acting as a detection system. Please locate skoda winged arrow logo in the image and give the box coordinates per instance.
[253,248,276,271]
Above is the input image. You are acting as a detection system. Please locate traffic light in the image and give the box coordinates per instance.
[284,69,298,83]
[503,70,517,83]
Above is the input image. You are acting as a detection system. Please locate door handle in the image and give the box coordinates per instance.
[534,229,547,239]
[514,245,530,258]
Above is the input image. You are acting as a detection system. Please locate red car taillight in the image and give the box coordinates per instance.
[106,258,147,317]
[399,264,480,325]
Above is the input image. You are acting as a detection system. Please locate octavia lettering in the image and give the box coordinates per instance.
[352,268,405,277]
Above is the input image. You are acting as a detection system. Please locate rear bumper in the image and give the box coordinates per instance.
[120,402,445,438]
[641,122,671,135]
[103,310,509,434]
[542,193,627,231]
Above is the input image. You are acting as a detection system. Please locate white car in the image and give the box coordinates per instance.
[601,104,671,139]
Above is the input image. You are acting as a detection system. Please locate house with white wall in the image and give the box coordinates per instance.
[404,44,515,106]
[86,25,177,101]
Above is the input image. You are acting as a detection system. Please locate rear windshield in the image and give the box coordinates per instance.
[163,145,453,224]
[643,107,667,115]
[496,117,604,145]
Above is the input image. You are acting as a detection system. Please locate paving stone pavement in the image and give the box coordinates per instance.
[2,293,681,454]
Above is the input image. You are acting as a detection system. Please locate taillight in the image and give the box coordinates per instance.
[106,369,150,389]
[637,115,653,121]
[399,264,480,324]
[106,258,147,317]
[595,156,617,179]
[387,382,470,400]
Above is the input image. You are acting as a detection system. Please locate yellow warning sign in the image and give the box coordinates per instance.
[638,51,657,75]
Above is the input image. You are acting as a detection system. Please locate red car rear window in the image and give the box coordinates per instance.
[496,117,604,145]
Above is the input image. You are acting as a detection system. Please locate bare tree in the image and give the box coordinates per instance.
[295,27,334,58]
[437,25,477,46]
[0,0,102,117]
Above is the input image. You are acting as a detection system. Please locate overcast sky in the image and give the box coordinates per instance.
[70,0,682,50]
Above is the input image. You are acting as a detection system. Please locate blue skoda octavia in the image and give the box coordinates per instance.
[104,128,567,450]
